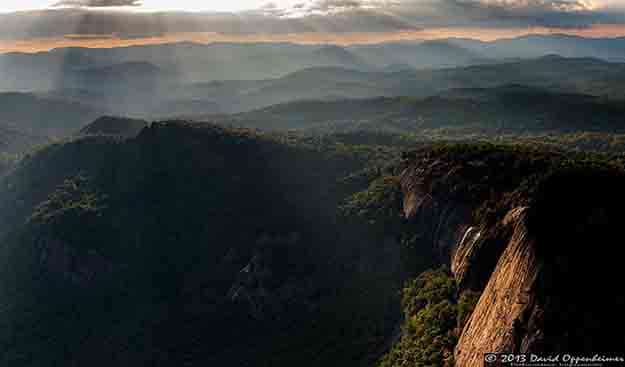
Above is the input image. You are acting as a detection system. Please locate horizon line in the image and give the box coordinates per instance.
[1,26,625,54]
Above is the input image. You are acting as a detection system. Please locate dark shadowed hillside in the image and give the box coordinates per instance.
[0,121,406,367]
[79,116,148,138]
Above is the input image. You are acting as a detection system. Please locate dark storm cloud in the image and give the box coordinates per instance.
[53,0,142,7]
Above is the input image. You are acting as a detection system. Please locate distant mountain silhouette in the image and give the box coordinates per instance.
[312,45,370,69]
[448,34,625,62]
[350,40,485,69]
[0,92,102,137]
[0,124,49,154]
[3,35,624,93]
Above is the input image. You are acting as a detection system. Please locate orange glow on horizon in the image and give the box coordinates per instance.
[1,24,624,54]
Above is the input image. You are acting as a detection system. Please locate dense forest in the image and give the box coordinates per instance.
[0,119,623,365]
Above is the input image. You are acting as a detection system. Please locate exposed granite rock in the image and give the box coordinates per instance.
[451,226,481,289]
[451,219,515,293]
[454,182,625,363]
[395,147,625,366]
[454,207,539,366]
[400,161,472,263]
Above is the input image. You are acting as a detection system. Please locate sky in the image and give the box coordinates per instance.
[0,0,624,52]
[1,0,622,13]
[0,0,289,12]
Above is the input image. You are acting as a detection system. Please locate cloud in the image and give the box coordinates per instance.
[367,0,625,28]
[439,0,599,17]
[0,0,622,42]
[464,0,596,12]
[52,0,142,7]
[256,0,366,17]
[257,2,291,17]
[308,0,364,12]
[253,0,624,29]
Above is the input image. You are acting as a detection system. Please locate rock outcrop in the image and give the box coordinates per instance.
[400,158,472,263]
[454,207,540,365]
[451,226,482,289]
[398,147,625,366]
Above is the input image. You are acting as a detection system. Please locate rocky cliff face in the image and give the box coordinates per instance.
[398,146,625,366]
[454,207,540,365]
[399,157,472,264]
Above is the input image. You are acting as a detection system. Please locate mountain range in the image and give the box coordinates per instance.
[1,51,624,155]
[202,84,625,134]
[0,32,625,366]
[1,34,624,90]
[37,54,625,118]
[1,35,624,122]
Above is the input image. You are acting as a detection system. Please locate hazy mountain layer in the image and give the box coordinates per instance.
[1,36,624,118]
[2,56,624,154]
[196,85,625,135]
[0,92,102,137]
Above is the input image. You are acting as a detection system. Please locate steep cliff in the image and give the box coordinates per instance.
[395,144,625,366]
[454,168,625,363]
[398,143,551,273]
[454,207,539,365]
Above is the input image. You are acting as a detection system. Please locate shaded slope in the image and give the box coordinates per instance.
[79,116,148,138]
[0,121,404,367]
